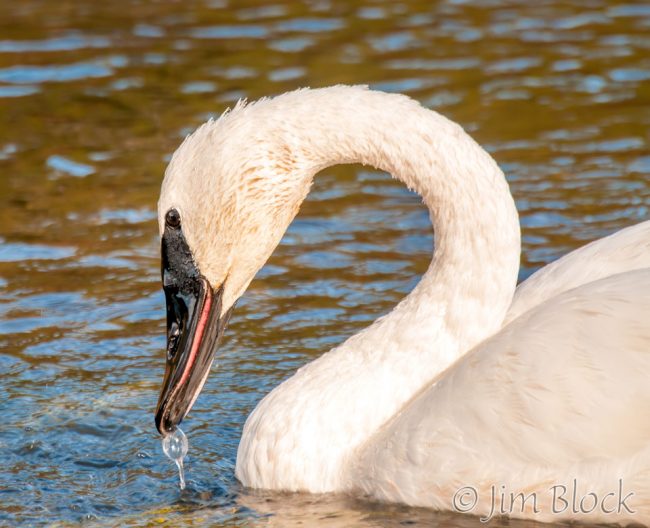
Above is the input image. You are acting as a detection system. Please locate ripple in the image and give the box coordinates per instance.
[0,143,18,159]
[0,85,40,97]
[143,53,166,65]
[97,208,156,224]
[371,78,432,93]
[423,90,463,107]
[609,68,650,82]
[46,155,95,177]
[487,57,542,73]
[209,66,257,79]
[268,67,305,82]
[268,36,315,52]
[369,32,418,52]
[0,57,124,84]
[0,242,76,262]
[577,74,606,94]
[386,57,480,70]
[190,25,269,39]
[404,14,433,27]
[495,89,530,100]
[275,308,344,329]
[455,28,482,42]
[110,77,143,91]
[180,81,217,94]
[607,4,650,17]
[357,7,386,19]
[275,17,344,33]
[521,211,572,229]
[552,59,581,72]
[551,13,608,30]
[237,5,287,20]
[132,24,165,38]
[0,34,110,53]
[574,137,644,154]
[628,156,650,174]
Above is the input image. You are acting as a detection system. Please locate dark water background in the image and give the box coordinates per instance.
[0,0,648,526]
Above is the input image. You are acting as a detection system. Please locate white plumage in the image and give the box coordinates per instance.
[158,86,650,525]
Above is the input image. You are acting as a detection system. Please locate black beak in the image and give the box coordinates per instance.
[155,280,231,435]
[155,208,233,435]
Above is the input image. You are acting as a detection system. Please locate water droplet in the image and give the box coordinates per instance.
[162,428,188,490]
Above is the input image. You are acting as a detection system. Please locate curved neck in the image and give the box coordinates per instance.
[236,86,521,492]
[289,87,521,354]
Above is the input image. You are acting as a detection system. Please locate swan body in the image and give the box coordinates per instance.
[356,269,650,525]
[507,221,650,323]
[156,86,650,525]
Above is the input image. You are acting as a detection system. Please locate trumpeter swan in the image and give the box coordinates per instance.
[154,86,650,525]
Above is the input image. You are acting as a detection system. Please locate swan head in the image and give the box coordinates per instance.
[154,97,313,435]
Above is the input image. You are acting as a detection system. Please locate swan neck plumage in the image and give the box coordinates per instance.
[228,86,521,492]
[269,87,521,351]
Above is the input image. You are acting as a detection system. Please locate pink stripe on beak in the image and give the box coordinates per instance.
[177,286,213,389]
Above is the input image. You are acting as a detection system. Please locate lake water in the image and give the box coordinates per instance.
[0,1,648,526]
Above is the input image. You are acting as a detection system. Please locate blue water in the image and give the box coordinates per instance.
[0,0,648,525]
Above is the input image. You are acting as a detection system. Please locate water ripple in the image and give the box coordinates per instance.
[0,242,76,262]
[46,155,95,177]
[0,57,126,84]
[0,1,648,526]
[0,34,111,53]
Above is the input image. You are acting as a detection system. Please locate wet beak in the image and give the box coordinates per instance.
[155,279,232,435]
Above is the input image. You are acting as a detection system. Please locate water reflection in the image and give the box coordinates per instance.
[0,0,648,525]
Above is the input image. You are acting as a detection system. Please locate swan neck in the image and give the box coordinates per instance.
[288,89,521,349]
[236,87,521,493]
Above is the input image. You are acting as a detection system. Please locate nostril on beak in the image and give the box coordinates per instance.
[167,322,181,361]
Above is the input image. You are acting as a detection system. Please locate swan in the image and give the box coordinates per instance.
[154,86,650,525]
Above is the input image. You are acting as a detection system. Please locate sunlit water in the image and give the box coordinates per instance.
[0,1,648,526]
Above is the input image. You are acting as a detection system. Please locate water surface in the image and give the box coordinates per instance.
[0,0,648,526]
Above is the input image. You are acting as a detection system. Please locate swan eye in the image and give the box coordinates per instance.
[165,208,181,228]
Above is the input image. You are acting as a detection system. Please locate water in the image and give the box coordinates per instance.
[0,0,648,526]
[162,428,188,490]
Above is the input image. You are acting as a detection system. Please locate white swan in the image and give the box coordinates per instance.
[154,86,650,525]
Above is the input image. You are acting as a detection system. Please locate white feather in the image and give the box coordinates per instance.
[158,86,650,525]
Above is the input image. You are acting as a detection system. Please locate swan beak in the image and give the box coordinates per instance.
[155,279,232,435]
